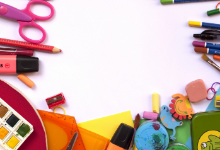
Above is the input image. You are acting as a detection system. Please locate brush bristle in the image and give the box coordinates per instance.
[134,114,141,129]
[201,54,210,62]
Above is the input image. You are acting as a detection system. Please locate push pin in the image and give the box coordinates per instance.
[46,93,66,109]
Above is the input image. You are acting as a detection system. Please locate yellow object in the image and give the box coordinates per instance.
[188,21,201,27]
[152,92,159,113]
[133,145,138,150]
[78,111,134,139]
[185,99,191,108]
[215,95,220,107]
[78,126,109,150]
[7,136,19,149]
[17,74,34,88]
[0,127,9,140]
[53,106,65,115]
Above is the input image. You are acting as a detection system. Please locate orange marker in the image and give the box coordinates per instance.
[17,74,34,88]
[213,55,220,61]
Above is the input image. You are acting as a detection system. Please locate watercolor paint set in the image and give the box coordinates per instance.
[0,98,33,150]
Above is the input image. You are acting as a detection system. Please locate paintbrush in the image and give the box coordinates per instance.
[129,114,141,150]
[201,54,220,72]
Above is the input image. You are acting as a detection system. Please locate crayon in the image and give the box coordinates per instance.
[152,93,159,113]
[189,21,220,30]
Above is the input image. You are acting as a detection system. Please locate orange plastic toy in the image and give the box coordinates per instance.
[38,110,86,150]
[78,126,109,150]
[169,94,194,120]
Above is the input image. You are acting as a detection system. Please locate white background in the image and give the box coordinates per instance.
[0,0,219,123]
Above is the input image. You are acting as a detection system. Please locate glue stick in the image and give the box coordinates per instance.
[152,92,159,113]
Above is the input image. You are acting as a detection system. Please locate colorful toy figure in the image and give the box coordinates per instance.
[169,94,194,120]
[160,105,183,141]
[201,135,220,150]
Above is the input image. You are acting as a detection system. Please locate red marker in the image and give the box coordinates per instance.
[0,47,33,56]
[0,55,38,74]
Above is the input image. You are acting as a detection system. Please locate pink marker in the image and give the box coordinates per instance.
[143,111,158,120]
[0,55,38,74]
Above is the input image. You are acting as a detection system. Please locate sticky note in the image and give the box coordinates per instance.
[7,136,19,149]
[78,111,134,139]
[0,127,9,140]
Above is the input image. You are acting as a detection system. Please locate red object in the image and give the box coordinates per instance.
[0,48,33,56]
[0,79,47,150]
[46,93,66,109]
[207,88,216,100]
[0,38,61,53]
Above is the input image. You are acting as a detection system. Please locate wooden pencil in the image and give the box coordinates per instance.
[0,38,61,53]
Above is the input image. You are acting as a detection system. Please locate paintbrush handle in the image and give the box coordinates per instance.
[208,60,220,71]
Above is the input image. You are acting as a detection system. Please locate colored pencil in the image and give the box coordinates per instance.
[129,114,140,149]
[0,38,61,53]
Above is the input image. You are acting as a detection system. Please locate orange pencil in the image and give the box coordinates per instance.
[0,38,61,53]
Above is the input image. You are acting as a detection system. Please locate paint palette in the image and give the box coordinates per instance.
[0,98,33,150]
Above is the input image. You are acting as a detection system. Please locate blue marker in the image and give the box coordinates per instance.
[189,21,220,30]
[193,41,220,50]
[195,47,220,55]
[161,0,217,4]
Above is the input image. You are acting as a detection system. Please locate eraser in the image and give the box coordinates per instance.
[185,79,207,103]
[143,111,158,120]
[152,93,159,113]
[215,95,220,107]
[17,74,34,88]
[46,93,66,109]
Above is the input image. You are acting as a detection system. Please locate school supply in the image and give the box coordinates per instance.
[195,47,220,55]
[213,55,220,60]
[215,95,220,107]
[78,127,109,150]
[17,74,34,88]
[207,3,220,16]
[38,110,86,150]
[189,21,220,30]
[135,120,169,150]
[143,111,158,120]
[201,54,220,72]
[46,93,66,109]
[0,98,33,150]
[191,111,220,150]
[78,111,134,139]
[0,38,61,53]
[185,79,207,103]
[160,105,183,141]
[0,55,38,74]
[0,79,47,150]
[152,92,159,113]
[66,132,78,150]
[0,1,54,44]
[193,41,220,50]
[129,114,140,149]
[106,123,134,150]
[170,94,194,120]
[53,106,66,114]
[0,47,33,56]
[193,30,220,40]
[161,0,217,5]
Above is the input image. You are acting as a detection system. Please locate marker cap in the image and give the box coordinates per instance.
[188,21,201,27]
[192,41,205,47]
[207,8,220,16]
[16,56,39,73]
[213,55,220,61]
[160,0,173,4]
[194,47,207,53]
[110,123,134,149]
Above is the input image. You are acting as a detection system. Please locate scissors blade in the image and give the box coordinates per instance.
[66,132,78,150]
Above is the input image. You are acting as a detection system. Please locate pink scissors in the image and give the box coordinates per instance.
[0,0,54,44]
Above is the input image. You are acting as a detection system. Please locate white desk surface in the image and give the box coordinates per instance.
[0,0,219,123]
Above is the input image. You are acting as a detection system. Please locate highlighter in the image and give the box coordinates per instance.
[107,123,134,150]
[0,55,38,73]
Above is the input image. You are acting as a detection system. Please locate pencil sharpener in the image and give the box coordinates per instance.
[46,93,66,109]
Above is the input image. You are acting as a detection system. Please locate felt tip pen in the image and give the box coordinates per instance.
[189,21,220,30]
[194,47,220,55]
[161,0,217,4]
[107,123,134,150]
[0,55,38,74]
[193,41,220,50]
[0,47,33,56]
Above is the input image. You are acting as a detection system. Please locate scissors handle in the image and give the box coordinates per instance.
[22,0,55,21]
[19,21,46,44]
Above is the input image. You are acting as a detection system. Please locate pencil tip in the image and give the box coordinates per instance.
[60,49,62,52]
